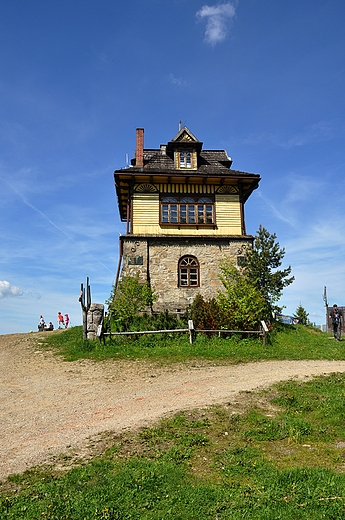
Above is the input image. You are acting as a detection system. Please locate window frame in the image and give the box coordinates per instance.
[160,195,215,226]
[178,256,200,288]
[179,151,192,169]
[175,150,197,170]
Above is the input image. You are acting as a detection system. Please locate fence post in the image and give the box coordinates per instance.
[261,320,269,345]
[188,320,195,344]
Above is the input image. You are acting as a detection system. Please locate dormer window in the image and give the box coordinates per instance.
[175,150,197,169]
[179,151,192,169]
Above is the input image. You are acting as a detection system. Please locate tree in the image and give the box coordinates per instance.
[243,225,294,313]
[294,304,309,326]
[217,259,271,330]
[106,273,157,331]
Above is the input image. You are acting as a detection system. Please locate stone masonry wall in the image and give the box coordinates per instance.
[120,236,252,314]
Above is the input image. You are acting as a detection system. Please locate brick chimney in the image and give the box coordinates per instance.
[135,128,144,167]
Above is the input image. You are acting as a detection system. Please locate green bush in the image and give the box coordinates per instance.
[217,258,271,330]
[106,273,157,331]
[189,260,271,333]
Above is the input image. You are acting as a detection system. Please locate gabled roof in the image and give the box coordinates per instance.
[167,126,202,153]
[169,126,200,143]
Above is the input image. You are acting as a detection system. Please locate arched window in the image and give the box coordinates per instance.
[178,256,200,287]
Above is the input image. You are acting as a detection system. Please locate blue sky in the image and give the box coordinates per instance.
[1,0,344,334]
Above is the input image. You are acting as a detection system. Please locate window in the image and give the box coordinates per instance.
[161,196,214,225]
[179,151,192,169]
[178,256,199,287]
[161,197,178,223]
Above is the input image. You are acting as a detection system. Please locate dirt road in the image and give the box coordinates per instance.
[1,332,345,481]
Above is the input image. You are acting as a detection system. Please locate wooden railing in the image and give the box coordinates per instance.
[100,320,269,344]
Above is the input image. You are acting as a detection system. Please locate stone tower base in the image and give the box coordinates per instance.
[118,234,253,314]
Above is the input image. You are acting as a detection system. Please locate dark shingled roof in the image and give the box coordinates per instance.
[127,147,253,177]
[114,127,261,220]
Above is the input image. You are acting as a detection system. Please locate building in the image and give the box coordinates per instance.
[114,127,261,314]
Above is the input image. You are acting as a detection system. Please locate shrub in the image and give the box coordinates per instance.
[217,258,271,330]
[106,273,157,331]
[188,295,223,331]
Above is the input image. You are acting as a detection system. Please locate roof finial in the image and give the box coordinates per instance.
[178,120,182,131]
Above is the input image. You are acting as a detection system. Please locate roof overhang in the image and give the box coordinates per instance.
[114,169,261,222]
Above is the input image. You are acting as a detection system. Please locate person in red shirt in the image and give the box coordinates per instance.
[57,312,64,329]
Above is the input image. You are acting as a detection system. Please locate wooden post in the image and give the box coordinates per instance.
[261,320,269,345]
[188,320,195,344]
[79,277,91,340]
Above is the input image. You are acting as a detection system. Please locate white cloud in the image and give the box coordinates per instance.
[169,73,187,87]
[0,280,23,299]
[196,2,237,46]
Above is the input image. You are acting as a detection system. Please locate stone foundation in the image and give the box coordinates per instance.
[119,235,253,313]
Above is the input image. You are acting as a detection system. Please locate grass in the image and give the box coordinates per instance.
[2,373,345,518]
[37,322,342,363]
[2,323,345,518]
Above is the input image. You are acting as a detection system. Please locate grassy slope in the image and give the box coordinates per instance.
[37,323,342,363]
[1,324,345,519]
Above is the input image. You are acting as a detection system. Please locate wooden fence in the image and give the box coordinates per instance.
[100,320,269,345]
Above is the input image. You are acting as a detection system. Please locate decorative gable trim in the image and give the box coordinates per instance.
[171,126,199,143]
[167,126,203,155]
[134,183,158,193]
[216,185,239,194]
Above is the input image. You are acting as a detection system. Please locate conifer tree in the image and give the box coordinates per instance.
[294,304,309,325]
[243,224,294,313]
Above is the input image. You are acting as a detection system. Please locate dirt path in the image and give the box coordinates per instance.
[1,332,345,481]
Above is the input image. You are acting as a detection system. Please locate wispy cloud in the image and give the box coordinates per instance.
[169,73,187,87]
[0,175,117,277]
[283,175,325,204]
[196,2,237,46]
[280,121,333,149]
[255,174,325,228]
[234,121,334,149]
[0,280,23,299]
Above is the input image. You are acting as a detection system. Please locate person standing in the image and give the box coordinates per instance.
[330,304,342,341]
[64,314,70,328]
[38,315,45,331]
[57,312,64,329]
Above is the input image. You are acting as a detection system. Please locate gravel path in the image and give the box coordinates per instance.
[1,332,345,481]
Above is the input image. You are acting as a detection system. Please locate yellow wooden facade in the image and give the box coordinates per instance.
[132,190,242,236]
